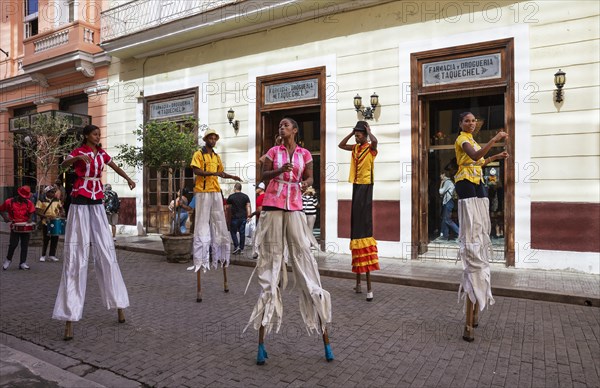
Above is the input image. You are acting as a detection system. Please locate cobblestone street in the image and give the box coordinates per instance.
[1,244,599,387]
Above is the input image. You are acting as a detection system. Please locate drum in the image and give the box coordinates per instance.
[47,218,66,236]
[11,222,36,233]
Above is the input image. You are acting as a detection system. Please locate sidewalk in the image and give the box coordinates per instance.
[115,234,600,307]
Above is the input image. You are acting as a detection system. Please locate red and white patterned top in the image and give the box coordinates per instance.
[262,145,312,211]
[67,145,111,200]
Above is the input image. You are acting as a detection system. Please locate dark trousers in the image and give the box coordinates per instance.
[7,231,31,264]
[42,232,59,257]
[230,218,247,250]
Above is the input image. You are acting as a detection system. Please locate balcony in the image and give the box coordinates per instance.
[22,20,104,73]
[100,0,387,59]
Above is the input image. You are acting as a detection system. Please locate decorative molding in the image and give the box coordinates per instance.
[34,97,60,105]
[30,72,49,87]
[85,82,110,95]
[75,59,95,77]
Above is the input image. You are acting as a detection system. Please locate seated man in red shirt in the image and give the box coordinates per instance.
[1,185,36,270]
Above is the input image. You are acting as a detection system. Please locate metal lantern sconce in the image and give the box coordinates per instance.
[353,92,379,120]
[227,108,240,134]
[554,69,566,103]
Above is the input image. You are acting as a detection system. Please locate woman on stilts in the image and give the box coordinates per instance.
[454,112,508,341]
[52,124,136,340]
[245,117,333,365]
[338,121,380,301]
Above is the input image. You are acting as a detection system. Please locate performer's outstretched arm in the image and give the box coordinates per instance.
[338,132,354,151]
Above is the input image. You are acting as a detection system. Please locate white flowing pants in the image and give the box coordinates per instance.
[246,211,331,335]
[192,192,232,272]
[457,197,495,311]
[53,204,129,321]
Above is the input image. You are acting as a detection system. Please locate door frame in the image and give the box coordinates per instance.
[255,67,327,245]
[143,87,199,234]
[410,38,516,266]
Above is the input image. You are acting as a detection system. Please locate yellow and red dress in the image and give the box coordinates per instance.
[349,143,379,273]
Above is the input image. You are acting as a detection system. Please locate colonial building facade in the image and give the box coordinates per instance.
[7,1,598,273]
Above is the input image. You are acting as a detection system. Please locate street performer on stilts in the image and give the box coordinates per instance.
[454,112,508,342]
[188,128,241,302]
[52,124,136,340]
[245,117,333,365]
[338,121,380,302]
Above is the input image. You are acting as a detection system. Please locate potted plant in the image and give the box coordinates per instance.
[6,114,80,245]
[115,118,198,262]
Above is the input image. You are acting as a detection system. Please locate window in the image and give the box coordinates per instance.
[24,0,38,38]
[58,0,77,25]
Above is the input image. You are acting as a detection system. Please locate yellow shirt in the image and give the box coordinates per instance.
[454,131,485,184]
[349,143,377,184]
[191,147,224,193]
[35,198,62,225]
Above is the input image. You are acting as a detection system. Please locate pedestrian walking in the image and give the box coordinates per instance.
[36,185,64,262]
[227,183,251,255]
[301,185,318,232]
[439,171,459,240]
[1,185,36,271]
[52,124,136,341]
[103,184,120,241]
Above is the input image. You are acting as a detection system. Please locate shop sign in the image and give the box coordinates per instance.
[423,53,501,86]
[265,79,318,104]
[149,96,195,120]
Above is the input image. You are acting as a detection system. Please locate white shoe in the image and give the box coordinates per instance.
[19,263,30,270]
[39,256,46,262]
[48,256,59,262]
[2,259,11,270]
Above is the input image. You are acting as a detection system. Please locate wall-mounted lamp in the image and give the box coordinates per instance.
[227,108,239,134]
[554,69,566,103]
[353,92,379,120]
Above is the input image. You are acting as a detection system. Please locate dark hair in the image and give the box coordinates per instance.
[234,182,242,191]
[281,117,300,143]
[458,112,473,124]
[81,124,100,145]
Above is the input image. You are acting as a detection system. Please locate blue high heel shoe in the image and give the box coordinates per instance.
[324,343,334,362]
[256,343,268,365]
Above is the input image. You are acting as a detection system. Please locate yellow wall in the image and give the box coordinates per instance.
[106,0,599,203]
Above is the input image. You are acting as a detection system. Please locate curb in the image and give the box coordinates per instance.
[115,244,600,308]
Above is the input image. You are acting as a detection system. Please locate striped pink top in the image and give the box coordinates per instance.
[67,145,111,200]
[262,145,312,211]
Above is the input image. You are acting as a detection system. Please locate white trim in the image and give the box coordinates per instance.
[517,250,600,275]
[398,24,532,262]
[247,55,338,247]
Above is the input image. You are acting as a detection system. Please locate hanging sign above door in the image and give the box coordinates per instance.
[265,78,318,104]
[423,53,501,86]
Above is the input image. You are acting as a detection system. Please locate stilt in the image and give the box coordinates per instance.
[463,298,475,342]
[473,302,479,328]
[366,271,373,301]
[320,319,334,362]
[223,266,229,293]
[64,321,73,341]
[256,325,268,365]
[196,271,202,302]
[354,273,362,293]
[117,308,125,323]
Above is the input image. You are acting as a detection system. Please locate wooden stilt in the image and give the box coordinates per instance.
[117,308,125,323]
[319,317,334,361]
[473,302,479,328]
[64,321,73,341]
[354,273,362,293]
[223,266,229,293]
[366,271,373,301]
[463,298,475,342]
[256,324,267,365]
[196,270,202,302]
